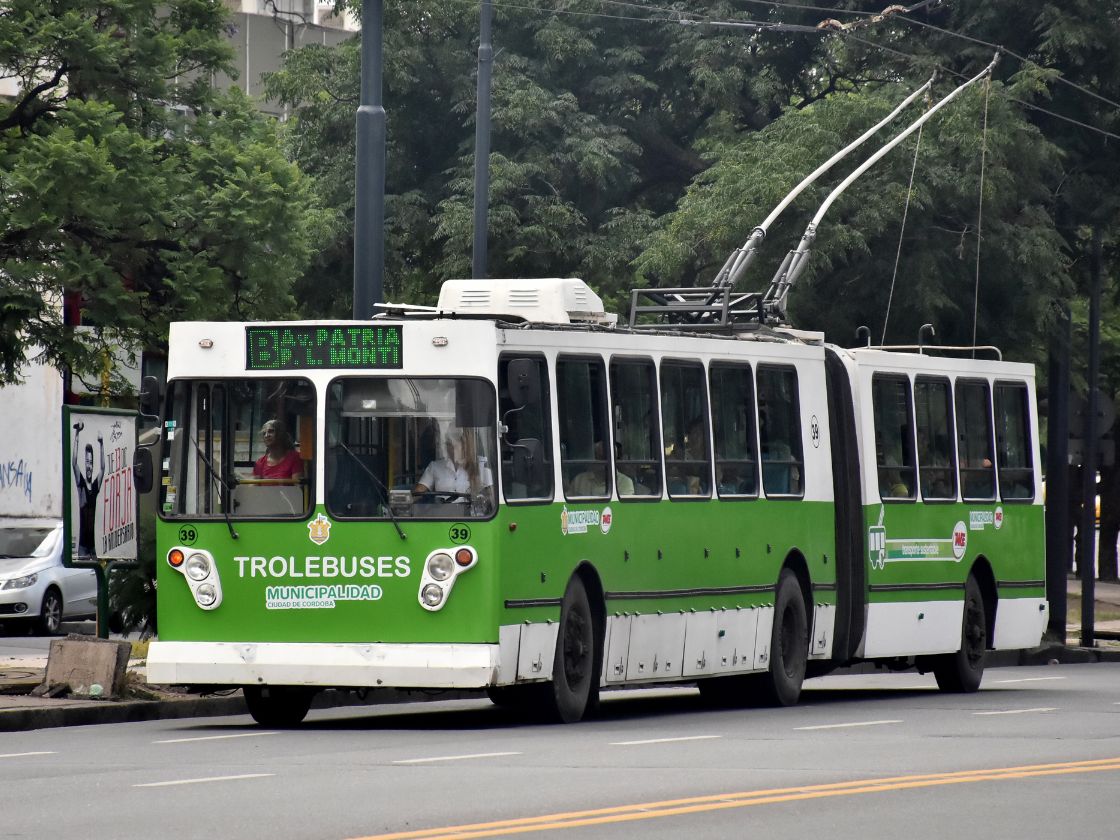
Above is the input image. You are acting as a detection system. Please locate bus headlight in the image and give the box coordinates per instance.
[167,546,223,611]
[427,553,454,582]
[185,554,211,581]
[417,546,477,612]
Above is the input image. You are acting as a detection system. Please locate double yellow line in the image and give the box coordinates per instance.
[352,757,1120,840]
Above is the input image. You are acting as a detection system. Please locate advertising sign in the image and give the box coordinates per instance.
[64,407,138,566]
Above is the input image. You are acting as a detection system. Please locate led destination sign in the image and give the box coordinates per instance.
[246,325,403,370]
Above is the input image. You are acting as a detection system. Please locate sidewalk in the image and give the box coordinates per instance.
[4,580,1120,732]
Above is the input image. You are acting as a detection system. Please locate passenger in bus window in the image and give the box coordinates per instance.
[570,440,633,497]
[253,420,304,480]
[414,427,494,504]
[760,412,797,494]
[960,453,995,498]
[667,418,708,495]
[880,469,910,498]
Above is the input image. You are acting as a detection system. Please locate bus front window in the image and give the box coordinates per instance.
[326,378,498,520]
[161,378,316,519]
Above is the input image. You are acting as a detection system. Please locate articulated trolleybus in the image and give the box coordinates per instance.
[147,277,1047,726]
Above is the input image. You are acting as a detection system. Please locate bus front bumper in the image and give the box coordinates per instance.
[146,641,500,689]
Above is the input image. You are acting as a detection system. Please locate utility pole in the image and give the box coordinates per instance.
[1045,303,1071,640]
[353,0,386,319]
[471,0,493,279]
[1080,228,1103,648]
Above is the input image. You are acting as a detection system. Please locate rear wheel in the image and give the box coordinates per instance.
[934,574,987,693]
[37,588,63,636]
[547,576,599,723]
[761,570,809,707]
[243,685,315,727]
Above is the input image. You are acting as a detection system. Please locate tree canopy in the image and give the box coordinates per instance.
[267,0,1116,369]
[0,0,328,385]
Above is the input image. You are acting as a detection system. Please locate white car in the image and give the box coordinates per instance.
[0,520,97,635]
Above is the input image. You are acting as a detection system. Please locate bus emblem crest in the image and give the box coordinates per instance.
[952,521,968,560]
[308,513,332,545]
[868,505,886,570]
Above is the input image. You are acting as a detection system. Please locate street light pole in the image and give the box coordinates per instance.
[472,0,493,280]
[353,0,386,319]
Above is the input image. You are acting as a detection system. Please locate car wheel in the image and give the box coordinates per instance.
[37,588,63,636]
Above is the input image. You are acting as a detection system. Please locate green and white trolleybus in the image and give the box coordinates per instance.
[147,276,1047,726]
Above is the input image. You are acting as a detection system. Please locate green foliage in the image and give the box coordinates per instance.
[0,1,327,384]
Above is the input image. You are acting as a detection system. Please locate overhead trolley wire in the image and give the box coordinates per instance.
[894,12,1120,114]
[485,1,1120,141]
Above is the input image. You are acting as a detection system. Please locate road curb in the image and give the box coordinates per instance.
[0,694,248,733]
[0,686,478,733]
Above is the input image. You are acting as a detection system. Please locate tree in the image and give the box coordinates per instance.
[0,0,328,385]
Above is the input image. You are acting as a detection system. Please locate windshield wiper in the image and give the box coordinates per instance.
[189,435,239,540]
[335,440,406,541]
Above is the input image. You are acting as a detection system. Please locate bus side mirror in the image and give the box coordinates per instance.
[139,375,161,419]
[133,447,154,495]
[506,359,541,409]
[512,438,546,489]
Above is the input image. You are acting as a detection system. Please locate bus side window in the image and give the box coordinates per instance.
[956,379,996,501]
[660,361,711,499]
[710,363,758,497]
[757,365,804,497]
[872,374,916,502]
[915,377,957,500]
[994,382,1034,501]
[498,356,554,502]
[609,358,661,498]
[558,356,611,500]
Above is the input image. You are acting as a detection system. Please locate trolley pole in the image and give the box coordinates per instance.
[1079,228,1103,648]
[471,0,493,279]
[353,0,386,318]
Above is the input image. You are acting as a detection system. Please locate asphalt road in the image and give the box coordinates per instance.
[3,663,1119,840]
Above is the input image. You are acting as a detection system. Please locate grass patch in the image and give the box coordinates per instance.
[1065,596,1120,623]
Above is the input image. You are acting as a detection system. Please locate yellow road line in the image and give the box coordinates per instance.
[349,757,1120,840]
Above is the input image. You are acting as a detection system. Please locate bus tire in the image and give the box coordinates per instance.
[763,570,809,707]
[933,574,987,693]
[486,684,537,710]
[548,575,598,723]
[243,685,315,727]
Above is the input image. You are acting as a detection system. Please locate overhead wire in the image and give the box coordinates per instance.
[895,12,1120,114]
[837,31,1120,141]
[482,1,1120,141]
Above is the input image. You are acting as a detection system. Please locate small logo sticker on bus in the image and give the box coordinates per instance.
[952,521,968,560]
[994,507,1004,529]
[600,506,613,534]
[560,506,604,536]
[308,513,332,545]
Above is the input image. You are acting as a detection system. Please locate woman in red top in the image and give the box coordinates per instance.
[253,420,304,479]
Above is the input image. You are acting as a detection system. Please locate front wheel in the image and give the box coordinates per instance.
[933,574,987,693]
[762,570,809,706]
[37,588,63,636]
[243,685,315,727]
[547,576,599,723]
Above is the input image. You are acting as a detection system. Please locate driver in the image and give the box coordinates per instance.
[413,427,493,499]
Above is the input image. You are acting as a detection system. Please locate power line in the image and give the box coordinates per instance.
[487,1,1120,141]
[838,32,1120,141]
[892,12,1120,113]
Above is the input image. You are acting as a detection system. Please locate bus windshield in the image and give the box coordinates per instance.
[326,377,497,520]
[161,378,316,519]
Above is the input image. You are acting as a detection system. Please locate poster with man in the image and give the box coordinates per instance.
[65,408,138,566]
